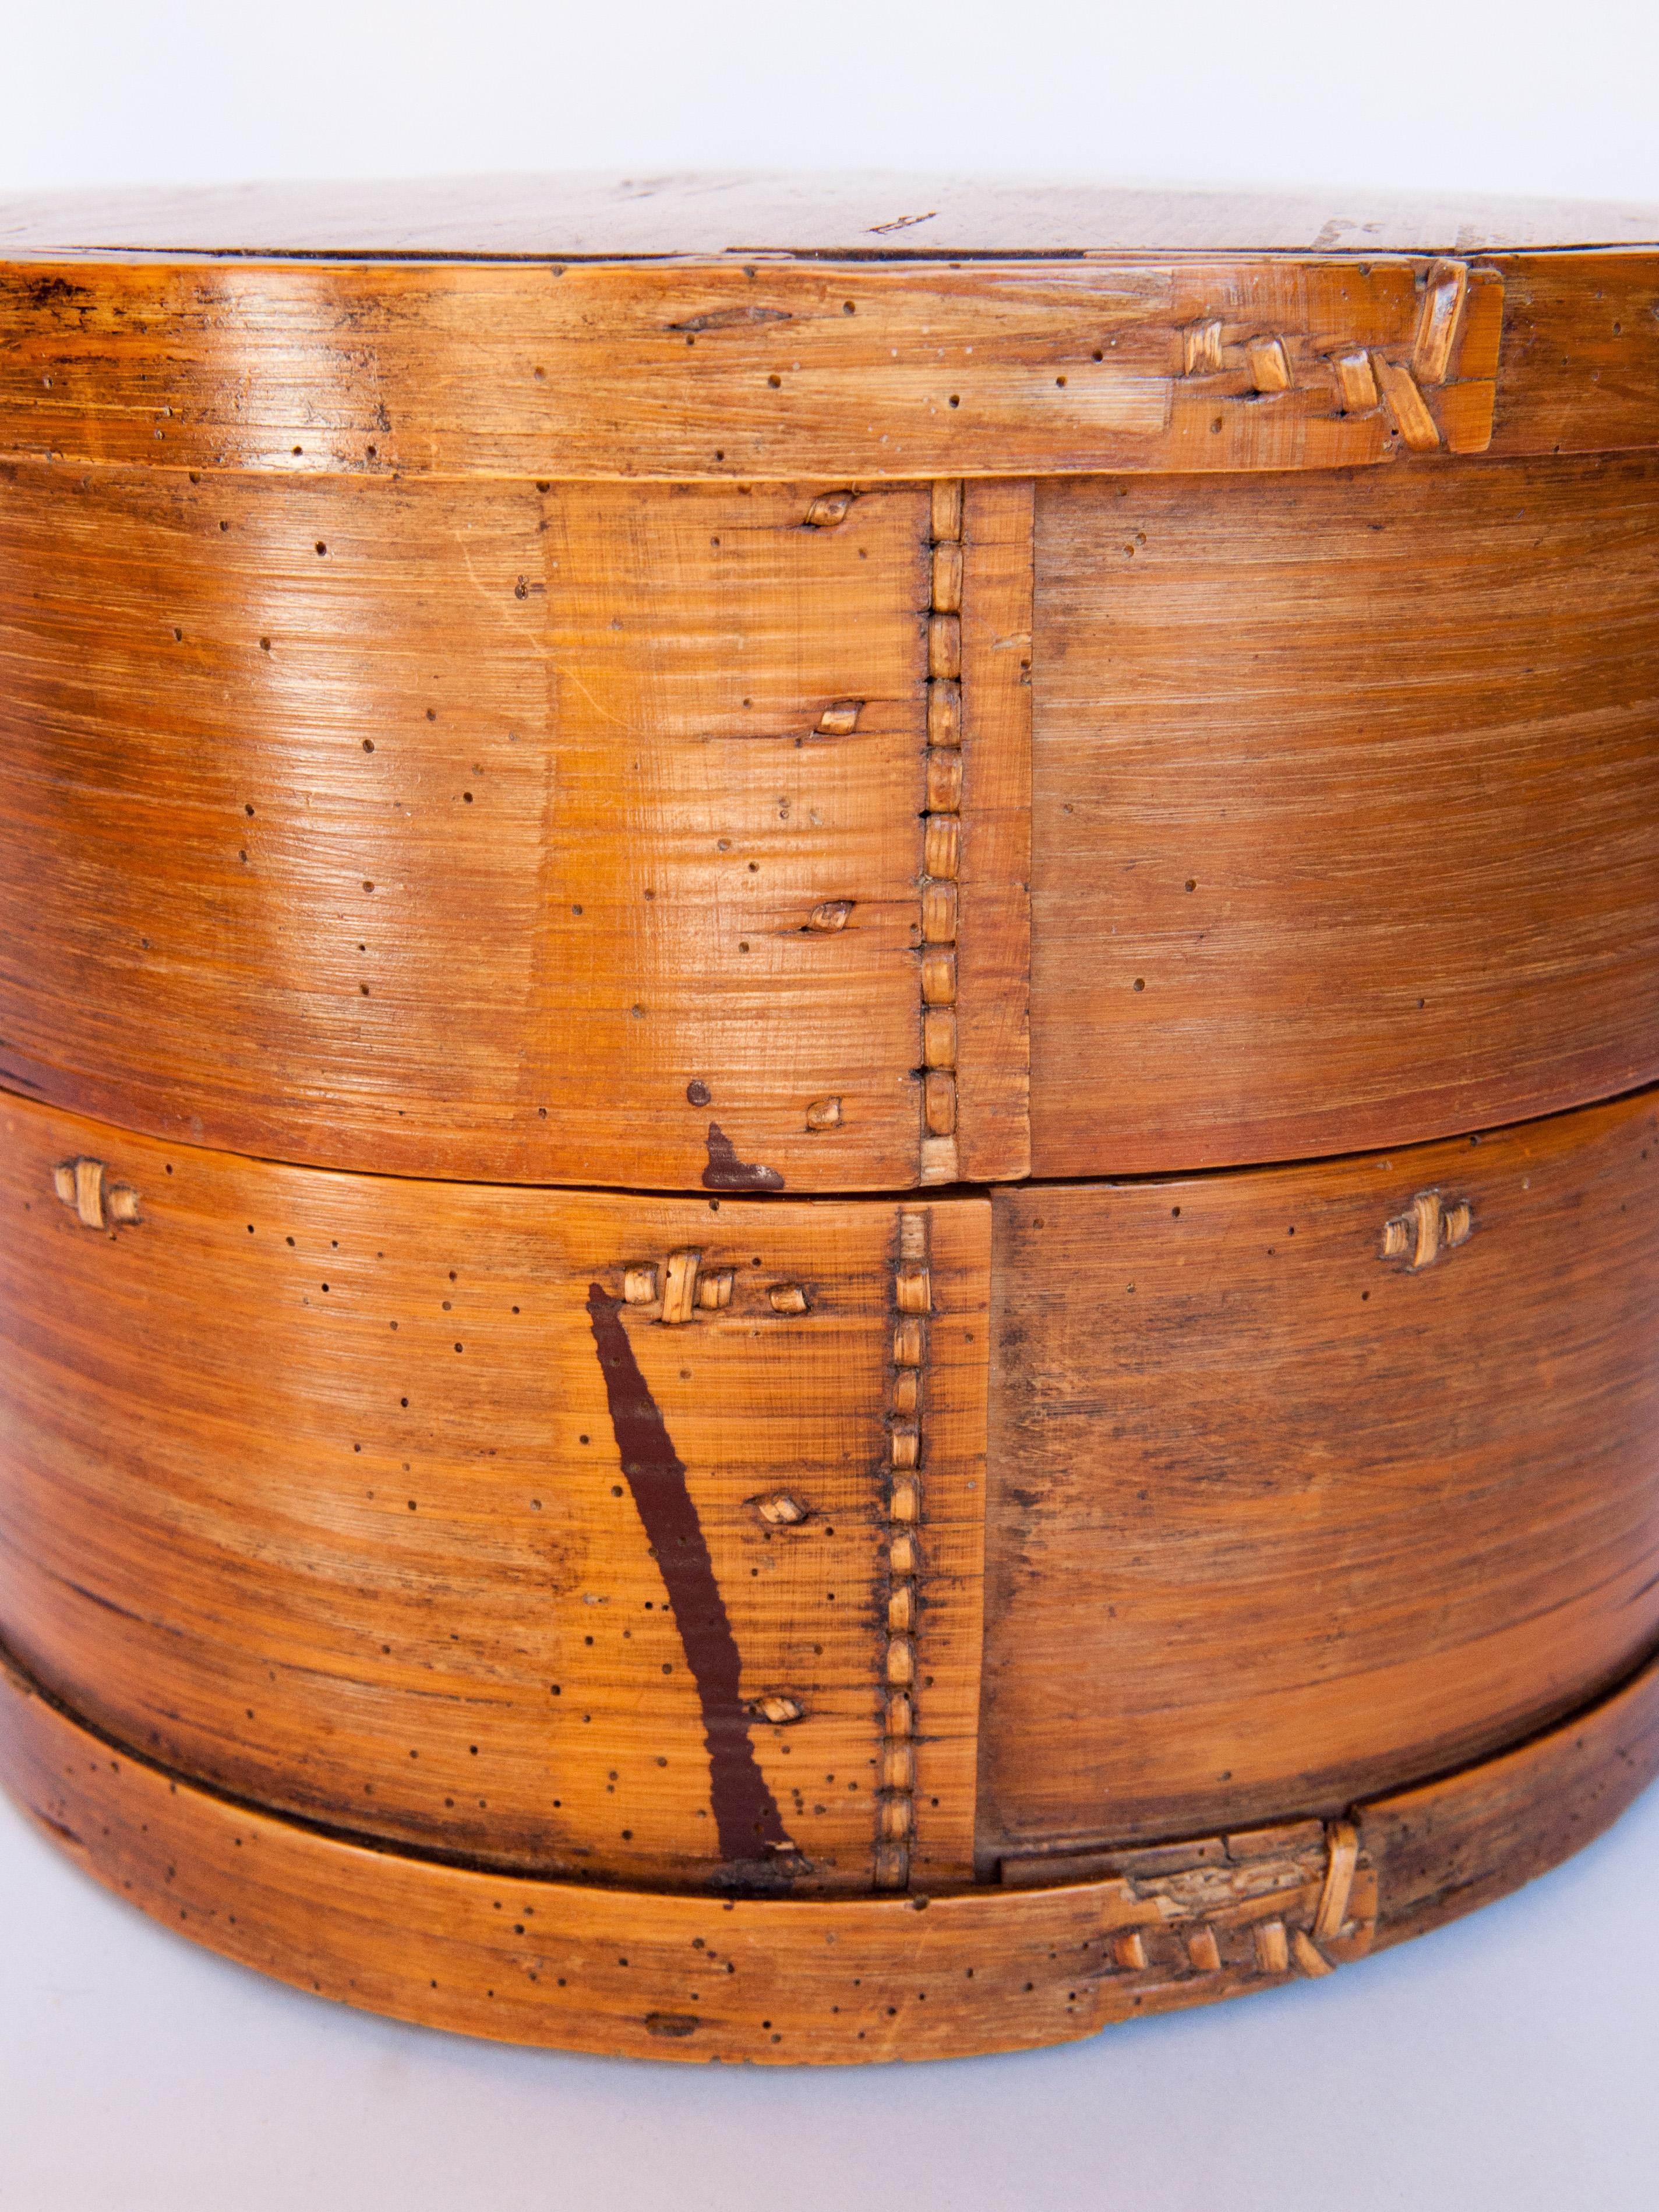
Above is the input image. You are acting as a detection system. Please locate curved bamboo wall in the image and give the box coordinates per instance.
[3,202,1657,2060]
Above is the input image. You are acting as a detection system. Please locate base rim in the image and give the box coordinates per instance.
[4,1641,1656,2065]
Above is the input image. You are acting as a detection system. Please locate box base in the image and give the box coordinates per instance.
[4,1640,1656,2065]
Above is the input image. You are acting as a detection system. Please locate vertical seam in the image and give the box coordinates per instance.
[875,1206,931,1888]
[919,478,963,1186]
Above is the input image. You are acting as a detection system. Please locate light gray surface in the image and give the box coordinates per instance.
[5,172,1659,255]
[2,0,1658,207]
[3,1779,1657,2212]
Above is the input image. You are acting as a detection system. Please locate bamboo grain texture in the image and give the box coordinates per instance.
[3,451,1657,1188]
[0,249,1613,484]
[5,1635,1657,2063]
[2,177,1657,2063]
[0,471,934,1190]
[6,1082,1656,1900]
[982,1089,1659,1864]
[1028,453,1659,1173]
[0,1092,988,1895]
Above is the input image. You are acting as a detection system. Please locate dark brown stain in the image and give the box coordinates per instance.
[702,1123,785,1191]
[667,306,792,333]
[20,273,92,310]
[644,2012,701,2038]
[586,1285,796,1879]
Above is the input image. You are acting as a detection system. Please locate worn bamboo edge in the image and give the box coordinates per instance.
[5,1636,1655,2065]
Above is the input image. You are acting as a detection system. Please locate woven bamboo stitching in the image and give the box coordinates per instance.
[1180,259,1474,454]
[918,480,963,1185]
[874,1208,931,1888]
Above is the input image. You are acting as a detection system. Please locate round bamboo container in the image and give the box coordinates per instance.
[2,175,1658,2065]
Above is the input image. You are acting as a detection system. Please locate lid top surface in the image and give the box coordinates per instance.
[3,170,1657,260]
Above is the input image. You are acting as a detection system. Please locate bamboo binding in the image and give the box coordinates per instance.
[2,174,1657,2063]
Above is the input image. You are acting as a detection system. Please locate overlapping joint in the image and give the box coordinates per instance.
[919,481,965,1185]
[1180,257,1499,455]
[1003,1817,1375,1993]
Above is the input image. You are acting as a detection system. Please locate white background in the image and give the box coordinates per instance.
[2,0,1658,201]
[3,3,1658,2207]
[6,1782,1659,2210]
